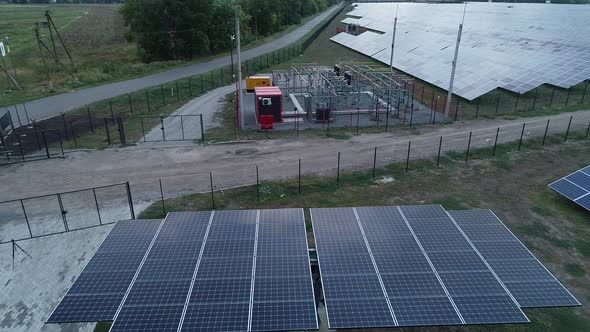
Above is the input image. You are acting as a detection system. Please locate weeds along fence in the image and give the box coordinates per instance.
[2,113,589,247]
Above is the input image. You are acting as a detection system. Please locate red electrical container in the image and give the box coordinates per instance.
[255,86,283,128]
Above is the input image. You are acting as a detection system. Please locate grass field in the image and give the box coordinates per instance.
[0,4,330,107]
[136,136,590,332]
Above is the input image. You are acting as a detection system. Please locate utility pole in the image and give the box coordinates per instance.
[389,4,399,74]
[35,23,52,90]
[235,1,244,130]
[230,34,235,82]
[445,4,467,117]
[45,12,59,64]
[45,11,74,66]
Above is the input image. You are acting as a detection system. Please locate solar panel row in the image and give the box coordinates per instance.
[549,165,590,211]
[53,210,317,332]
[47,219,163,323]
[312,206,530,329]
[331,3,590,100]
[448,209,581,308]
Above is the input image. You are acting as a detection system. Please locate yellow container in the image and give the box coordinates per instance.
[246,76,272,92]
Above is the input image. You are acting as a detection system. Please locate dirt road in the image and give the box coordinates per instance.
[2,110,589,204]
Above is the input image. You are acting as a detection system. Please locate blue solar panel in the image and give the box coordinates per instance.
[254,277,314,302]
[47,219,163,323]
[189,278,252,303]
[391,297,462,327]
[251,301,318,332]
[110,304,185,332]
[325,298,396,329]
[453,295,529,324]
[449,209,581,308]
[180,303,249,332]
[549,166,590,211]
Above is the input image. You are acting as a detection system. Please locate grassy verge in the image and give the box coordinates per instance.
[137,135,590,331]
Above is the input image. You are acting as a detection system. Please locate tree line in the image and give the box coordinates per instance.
[120,0,340,62]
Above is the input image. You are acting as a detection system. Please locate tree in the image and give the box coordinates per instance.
[121,0,329,62]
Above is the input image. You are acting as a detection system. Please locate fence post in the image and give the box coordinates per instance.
[20,200,33,238]
[436,136,442,167]
[454,101,459,121]
[336,152,341,187]
[70,121,77,148]
[406,141,411,173]
[109,100,114,121]
[409,104,414,127]
[514,94,520,112]
[189,77,193,97]
[200,114,205,142]
[564,115,572,142]
[57,193,69,232]
[118,117,126,145]
[298,158,301,194]
[356,108,360,135]
[586,120,590,138]
[220,68,224,85]
[465,131,472,162]
[161,86,166,105]
[542,120,550,146]
[549,87,555,107]
[518,123,525,151]
[372,147,377,180]
[565,88,571,107]
[256,165,260,202]
[475,100,480,119]
[493,127,499,157]
[42,131,50,159]
[86,105,94,132]
[61,113,69,140]
[211,71,214,87]
[145,89,151,112]
[15,132,24,161]
[136,117,144,142]
[58,134,64,157]
[160,116,165,141]
[581,80,588,104]
[495,94,501,115]
[104,118,111,145]
[125,181,135,219]
[159,178,165,214]
[532,88,538,110]
[210,172,215,209]
[92,188,102,225]
[180,116,185,140]
[176,81,180,102]
[128,94,133,114]
[201,75,204,92]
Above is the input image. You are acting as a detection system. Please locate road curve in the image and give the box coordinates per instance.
[8,5,341,122]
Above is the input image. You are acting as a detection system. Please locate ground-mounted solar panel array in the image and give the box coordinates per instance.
[549,165,590,211]
[330,3,590,100]
[48,206,579,331]
[311,205,580,329]
[47,209,317,332]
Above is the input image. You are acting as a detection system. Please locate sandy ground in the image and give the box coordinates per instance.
[1,109,589,331]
